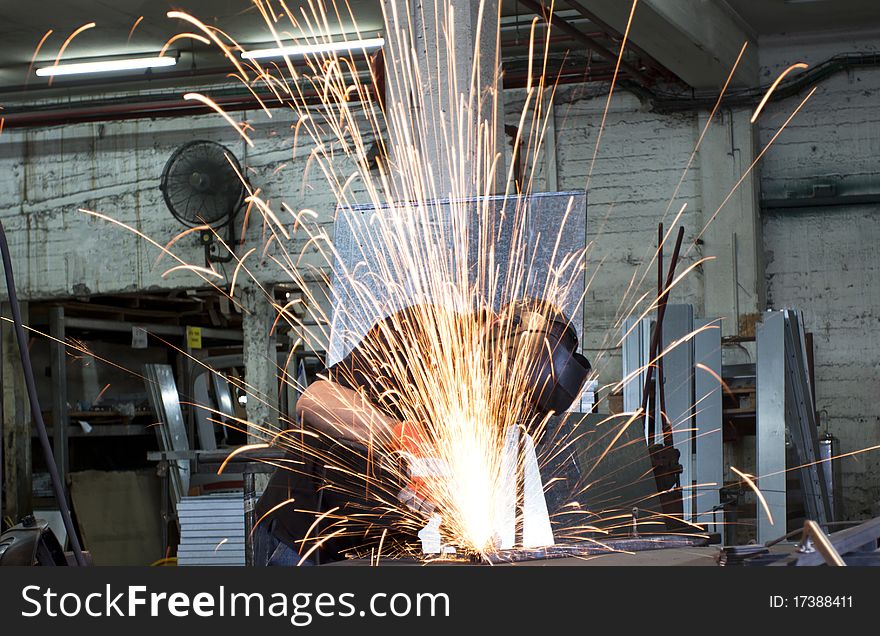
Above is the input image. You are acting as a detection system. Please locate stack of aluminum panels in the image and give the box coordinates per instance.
[177,494,245,566]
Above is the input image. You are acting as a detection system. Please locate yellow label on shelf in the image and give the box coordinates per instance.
[186,326,202,349]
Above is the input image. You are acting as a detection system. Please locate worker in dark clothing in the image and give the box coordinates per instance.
[254,300,591,565]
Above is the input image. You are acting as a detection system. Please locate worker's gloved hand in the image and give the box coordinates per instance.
[389,421,448,516]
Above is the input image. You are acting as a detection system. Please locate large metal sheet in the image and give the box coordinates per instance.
[327,191,587,365]
[694,318,723,538]
[539,413,661,539]
[783,310,830,527]
[756,311,787,544]
[662,304,695,522]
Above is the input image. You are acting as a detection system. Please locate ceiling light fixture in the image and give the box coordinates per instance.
[36,55,177,77]
[241,37,384,61]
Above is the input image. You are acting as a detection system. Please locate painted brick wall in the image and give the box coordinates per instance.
[546,85,704,396]
[759,30,880,518]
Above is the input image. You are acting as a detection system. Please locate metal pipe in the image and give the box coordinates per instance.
[0,220,87,565]
[763,193,880,210]
[640,225,685,447]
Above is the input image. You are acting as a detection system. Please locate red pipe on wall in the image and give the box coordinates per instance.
[1,67,623,130]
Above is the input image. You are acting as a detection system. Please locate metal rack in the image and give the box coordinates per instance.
[44,308,244,485]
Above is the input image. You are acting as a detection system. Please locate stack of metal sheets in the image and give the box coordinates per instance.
[177,494,245,566]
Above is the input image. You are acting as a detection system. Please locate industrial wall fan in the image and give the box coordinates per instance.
[159,140,247,263]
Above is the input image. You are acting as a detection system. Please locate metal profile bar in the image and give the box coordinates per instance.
[756,311,787,544]
[694,318,723,539]
[661,304,695,521]
[64,316,243,341]
[783,310,830,526]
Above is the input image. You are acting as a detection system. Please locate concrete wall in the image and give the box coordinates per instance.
[537,86,705,389]
[758,29,880,519]
[0,103,356,301]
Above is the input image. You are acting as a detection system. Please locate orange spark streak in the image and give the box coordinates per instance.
[159,32,211,57]
[692,86,818,249]
[44,22,96,87]
[94,383,111,403]
[127,16,144,42]
[751,62,809,124]
[229,247,257,296]
[217,443,270,475]
[182,93,254,146]
[297,528,345,566]
[51,22,96,69]
[730,466,773,526]
[694,360,735,398]
[154,225,211,267]
[167,11,251,80]
[161,264,224,279]
[251,498,296,537]
[27,30,54,80]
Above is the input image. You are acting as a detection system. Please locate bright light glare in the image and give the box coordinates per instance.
[36,56,177,77]
[241,37,384,60]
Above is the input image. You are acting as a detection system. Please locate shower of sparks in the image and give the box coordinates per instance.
[45,0,849,560]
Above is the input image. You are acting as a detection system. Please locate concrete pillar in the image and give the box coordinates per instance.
[697,108,764,340]
[240,286,279,444]
[1,301,32,522]
[384,0,505,198]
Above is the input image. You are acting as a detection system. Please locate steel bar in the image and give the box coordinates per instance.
[694,318,723,538]
[783,311,831,526]
[49,307,69,485]
[640,225,685,446]
[756,311,787,544]
[483,534,709,564]
[0,222,86,565]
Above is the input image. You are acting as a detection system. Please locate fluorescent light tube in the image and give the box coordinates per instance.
[242,37,384,61]
[36,56,177,77]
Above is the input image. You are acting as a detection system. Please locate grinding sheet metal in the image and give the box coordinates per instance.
[327,191,587,366]
[177,494,246,566]
[538,412,663,538]
[483,535,710,564]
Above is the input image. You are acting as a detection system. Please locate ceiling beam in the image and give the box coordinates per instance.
[574,0,759,89]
